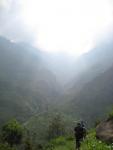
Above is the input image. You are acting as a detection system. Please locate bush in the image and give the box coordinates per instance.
[45,143,54,150]
[0,143,16,150]
[50,137,66,146]
[1,119,23,147]
[81,130,113,150]
[47,114,65,140]
[94,119,101,127]
[24,138,33,150]
[108,109,113,119]
[65,136,74,141]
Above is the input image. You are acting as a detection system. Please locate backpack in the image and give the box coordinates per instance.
[74,126,84,139]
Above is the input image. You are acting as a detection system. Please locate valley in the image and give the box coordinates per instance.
[0,34,113,148]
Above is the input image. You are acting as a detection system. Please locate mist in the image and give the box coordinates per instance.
[1,1,113,149]
[0,0,113,56]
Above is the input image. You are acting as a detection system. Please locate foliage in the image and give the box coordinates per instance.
[81,130,113,150]
[65,136,74,141]
[108,107,113,119]
[0,36,62,125]
[1,119,23,147]
[0,143,16,150]
[45,136,74,150]
[47,114,65,140]
[25,111,76,147]
[50,137,66,146]
[45,143,55,150]
[47,130,113,150]
[24,138,33,150]
[94,119,101,127]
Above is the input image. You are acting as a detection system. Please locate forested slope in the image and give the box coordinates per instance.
[0,37,61,124]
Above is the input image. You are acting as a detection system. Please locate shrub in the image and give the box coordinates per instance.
[0,143,16,150]
[94,119,101,127]
[81,130,113,150]
[47,114,65,140]
[50,137,66,146]
[65,136,74,141]
[24,138,33,150]
[1,119,23,147]
[44,143,54,150]
[108,109,113,119]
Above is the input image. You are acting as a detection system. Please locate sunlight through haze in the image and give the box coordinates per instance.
[21,0,112,55]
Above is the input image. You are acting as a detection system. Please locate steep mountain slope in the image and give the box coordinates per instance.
[0,37,61,124]
[1,33,113,127]
[41,52,77,86]
[67,38,113,95]
[58,34,113,125]
[63,65,113,125]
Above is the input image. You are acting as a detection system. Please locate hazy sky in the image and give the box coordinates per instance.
[0,0,113,55]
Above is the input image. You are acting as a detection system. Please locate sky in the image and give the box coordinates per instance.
[0,0,113,56]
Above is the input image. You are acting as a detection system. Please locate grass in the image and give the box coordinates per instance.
[81,130,113,150]
[50,138,74,150]
[46,130,113,150]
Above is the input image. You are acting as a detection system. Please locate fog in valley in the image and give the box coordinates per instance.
[0,1,113,149]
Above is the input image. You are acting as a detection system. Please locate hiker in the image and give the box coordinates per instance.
[80,121,87,139]
[74,122,86,150]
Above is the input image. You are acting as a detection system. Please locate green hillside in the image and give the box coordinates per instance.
[1,36,113,150]
[48,131,113,150]
[61,66,113,126]
[0,37,61,124]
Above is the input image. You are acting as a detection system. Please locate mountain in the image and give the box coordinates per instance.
[59,34,113,125]
[1,31,113,128]
[66,37,113,95]
[41,52,77,86]
[68,67,113,120]
[61,64,113,125]
[0,37,61,124]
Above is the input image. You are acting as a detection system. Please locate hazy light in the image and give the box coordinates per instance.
[21,0,113,55]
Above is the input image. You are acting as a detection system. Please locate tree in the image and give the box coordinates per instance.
[108,106,113,119]
[1,119,23,147]
[47,114,65,139]
[24,138,33,150]
[0,143,16,150]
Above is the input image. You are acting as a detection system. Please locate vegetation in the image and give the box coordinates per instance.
[46,130,113,150]
[1,36,113,150]
[0,143,16,150]
[45,136,74,150]
[81,130,113,150]
[24,138,33,150]
[108,107,113,119]
[0,36,61,124]
[1,119,23,147]
[0,120,113,150]
[47,114,65,140]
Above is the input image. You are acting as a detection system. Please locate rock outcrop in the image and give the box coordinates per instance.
[96,118,113,143]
